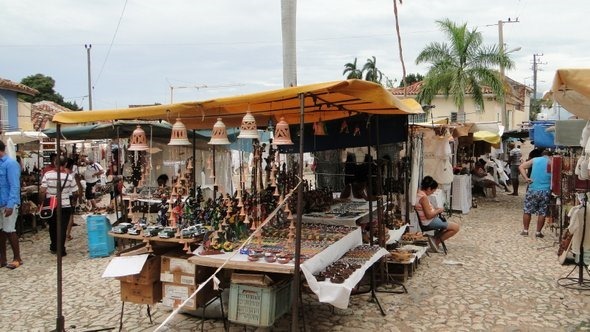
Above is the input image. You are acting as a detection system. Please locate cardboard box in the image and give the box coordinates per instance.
[161,252,195,275]
[160,251,214,285]
[120,281,162,304]
[161,280,216,310]
[116,255,161,285]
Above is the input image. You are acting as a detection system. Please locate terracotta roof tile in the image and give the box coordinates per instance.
[0,77,39,96]
[31,101,73,131]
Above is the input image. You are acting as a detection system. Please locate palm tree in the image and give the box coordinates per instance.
[416,19,514,122]
[343,58,363,79]
[362,56,383,84]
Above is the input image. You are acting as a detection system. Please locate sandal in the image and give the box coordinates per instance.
[6,260,23,269]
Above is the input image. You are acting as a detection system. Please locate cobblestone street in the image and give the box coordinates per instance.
[1,188,590,331]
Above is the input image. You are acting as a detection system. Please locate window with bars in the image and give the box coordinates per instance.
[0,95,8,129]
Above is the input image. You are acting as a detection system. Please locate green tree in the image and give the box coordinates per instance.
[415,19,513,122]
[19,73,81,110]
[343,57,363,79]
[399,73,424,87]
[362,56,383,84]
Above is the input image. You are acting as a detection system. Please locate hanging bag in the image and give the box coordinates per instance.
[39,173,70,220]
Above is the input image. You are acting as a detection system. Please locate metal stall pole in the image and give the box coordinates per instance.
[365,115,385,315]
[55,123,65,331]
[292,93,305,331]
[193,130,197,193]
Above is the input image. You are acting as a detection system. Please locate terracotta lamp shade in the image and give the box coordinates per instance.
[168,118,192,146]
[208,117,231,145]
[313,121,327,136]
[273,117,294,145]
[128,125,149,151]
[237,112,260,139]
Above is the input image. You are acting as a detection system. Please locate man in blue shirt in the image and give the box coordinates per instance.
[518,150,552,238]
[0,140,22,268]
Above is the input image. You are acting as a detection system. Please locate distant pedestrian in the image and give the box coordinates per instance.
[0,140,23,269]
[518,150,552,238]
[83,157,104,211]
[508,142,522,195]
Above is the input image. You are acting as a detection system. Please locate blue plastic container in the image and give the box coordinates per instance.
[86,215,115,258]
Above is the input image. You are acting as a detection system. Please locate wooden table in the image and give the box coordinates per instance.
[109,232,200,252]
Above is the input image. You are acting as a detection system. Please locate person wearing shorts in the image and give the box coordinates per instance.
[415,176,460,249]
[84,157,104,210]
[0,140,22,269]
[518,150,552,238]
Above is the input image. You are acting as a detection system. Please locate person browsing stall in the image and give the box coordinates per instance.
[0,140,23,269]
[40,156,77,256]
[83,157,104,211]
[518,150,552,238]
[415,176,460,249]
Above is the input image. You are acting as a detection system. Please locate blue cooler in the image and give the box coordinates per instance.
[86,215,115,258]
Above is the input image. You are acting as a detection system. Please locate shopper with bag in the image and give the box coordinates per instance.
[40,156,76,256]
[0,140,22,269]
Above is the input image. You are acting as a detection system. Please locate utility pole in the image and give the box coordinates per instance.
[498,18,519,129]
[85,44,93,110]
[531,53,545,120]
[532,53,544,106]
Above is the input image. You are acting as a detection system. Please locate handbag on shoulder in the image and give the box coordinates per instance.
[39,196,57,219]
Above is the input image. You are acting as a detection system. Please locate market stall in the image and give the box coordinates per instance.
[547,68,590,291]
[51,79,422,330]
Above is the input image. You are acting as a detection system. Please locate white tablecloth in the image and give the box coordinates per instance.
[386,224,408,245]
[300,228,388,309]
[452,175,471,214]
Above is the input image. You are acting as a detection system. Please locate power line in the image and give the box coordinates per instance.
[92,0,128,89]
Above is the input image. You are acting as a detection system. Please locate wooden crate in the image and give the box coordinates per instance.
[120,281,162,304]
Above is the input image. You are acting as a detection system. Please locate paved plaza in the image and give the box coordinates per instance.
[1,188,590,331]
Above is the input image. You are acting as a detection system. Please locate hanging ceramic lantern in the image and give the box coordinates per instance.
[237,112,259,139]
[168,118,191,145]
[128,125,149,151]
[208,118,231,145]
[313,121,327,136]
[273,117,294,145]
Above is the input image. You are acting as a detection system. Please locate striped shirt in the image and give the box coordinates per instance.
[41,170,76,207]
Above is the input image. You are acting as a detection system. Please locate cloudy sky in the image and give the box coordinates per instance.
[1,0,588,110]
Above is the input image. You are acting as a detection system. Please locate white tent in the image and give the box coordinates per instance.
[2,131,48,144]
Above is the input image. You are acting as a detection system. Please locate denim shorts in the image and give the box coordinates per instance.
[523,190,551,216]
[424,216,448,230]
[0,206,19,233]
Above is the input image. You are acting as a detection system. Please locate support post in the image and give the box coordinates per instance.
[292,93,305,331]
